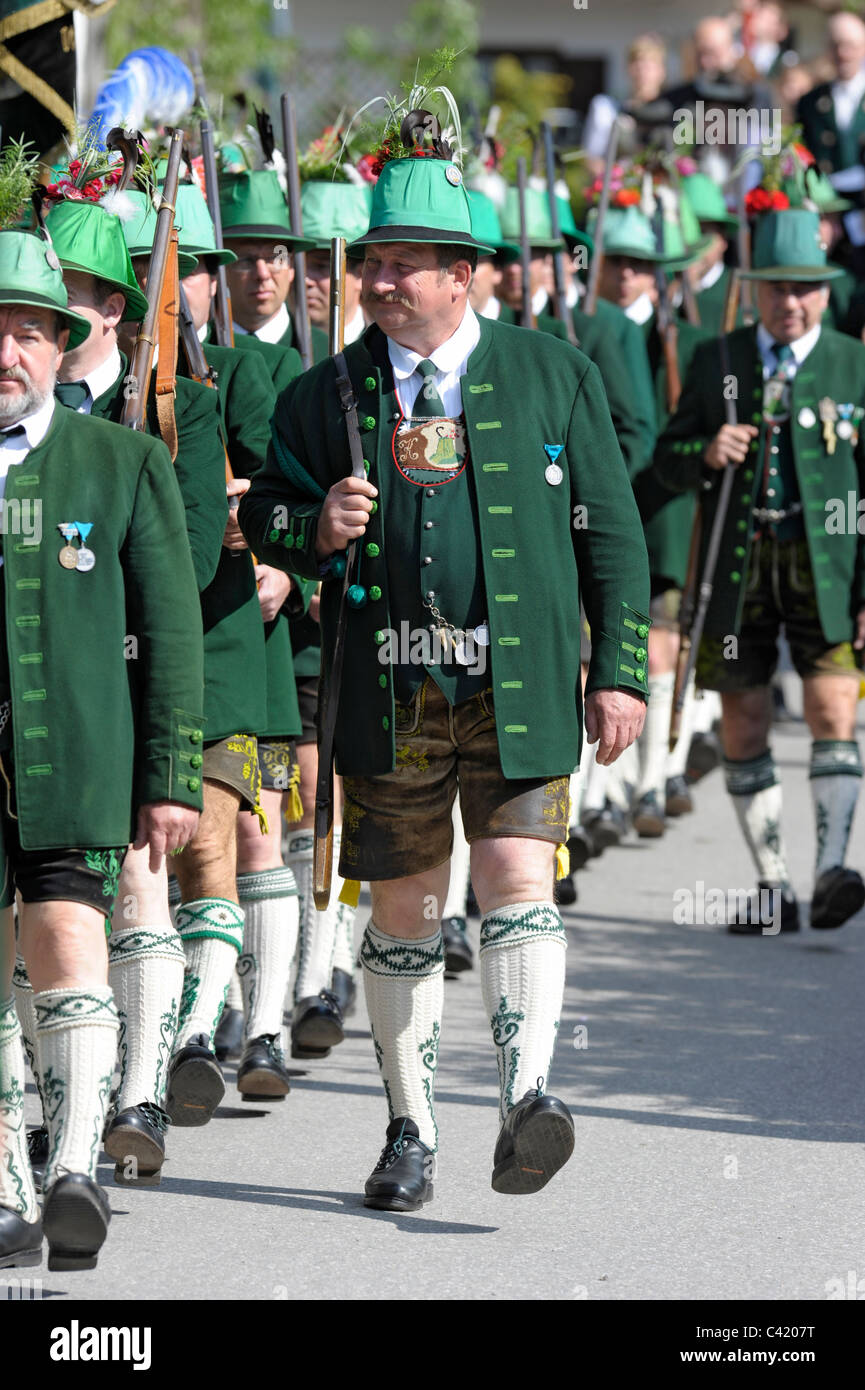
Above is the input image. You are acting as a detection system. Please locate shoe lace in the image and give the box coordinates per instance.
[139,1101,171,1133]
[374,1118,413,1170]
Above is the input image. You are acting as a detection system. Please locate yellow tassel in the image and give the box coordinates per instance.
[555,844,570,880]
[283,760,304,824]
[254,805,269,836]
[339,878,361,907]
[859,677,865,702]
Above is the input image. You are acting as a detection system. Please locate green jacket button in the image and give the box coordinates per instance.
[363,458,371,474]
[634,668,646,683]
[190,753,203,769]
[364,376,376,392]
[369,585,382,601]
[730,571,741,582]
[363,415,376,431]
[378,673,387,688]
[268,529,281,542]
[283,534,295,549]
[743,470,754,481]
[190,729,203,745]
[188,777,200,792]
[369,500,378,514]
[751,411,761,423]
[635,647,647,662]
[734,546,746,558]
[382,715,390,731]
[736,519,748,532]
[636,623,649,639]
[740,493,751,505]
[374,630,385,645]
[365,542,380,558]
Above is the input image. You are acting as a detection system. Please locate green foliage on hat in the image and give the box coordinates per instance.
[0,140,39,232]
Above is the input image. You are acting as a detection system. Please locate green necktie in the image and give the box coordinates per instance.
[55,380,90,411]
[414,358,446,417]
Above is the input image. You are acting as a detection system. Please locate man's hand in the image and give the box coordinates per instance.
[704,424,759,470]
[854,605,865,651]
[133,801,200,874]
[309,590,321,623]
[255,564,293,622]
[224,478,250,550]
[584,689,647,766]
[315,476,378,561]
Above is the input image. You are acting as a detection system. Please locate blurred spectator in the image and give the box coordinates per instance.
[796,11,865,182]
[582,34,668,174]
[778,62,815,125]
[745,2,798,81]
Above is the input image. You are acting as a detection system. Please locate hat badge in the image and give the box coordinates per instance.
[445,165,462,187]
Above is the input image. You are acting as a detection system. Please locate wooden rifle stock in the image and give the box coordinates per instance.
[281,93,313,370]
[541,121,578,346]
[516,157,536,330]
[200,118,234,348]
[121,130,184,431]
[313,238,350,910]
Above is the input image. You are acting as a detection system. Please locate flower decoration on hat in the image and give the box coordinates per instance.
[734,131,817,219]
[341,47,466,185]
[41,119,152,222]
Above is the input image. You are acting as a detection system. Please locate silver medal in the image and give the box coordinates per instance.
[545,463,563,486]
[837,420,853,440]
[797,407,816,429]
[75,547,95,572]
[473,622,490,646]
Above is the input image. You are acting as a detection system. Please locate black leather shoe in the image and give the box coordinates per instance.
[363,1117,435,1212]
[442,916,474,974]
[27,1125,49,1193]
[665,774,693,817]
[554,873,578,907]
[810,866,865,931]
[214,1005,244,1062]
[331,966,357,1017]
[104,1102,169,1185]
[237,1034,291,1099]
[686,730,722,782]
[165,1034,225,1126]
[491,1084,575,1195]
[582,802,625,850]
[728,882,800,935]
[633,790,665,838]
[0,1205,42,1268]
[291,990,344,1059]
[42,1172,110,1271]
[566,825,592,871]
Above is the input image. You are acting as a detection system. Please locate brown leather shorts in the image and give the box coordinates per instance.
[339,678,569,882]
[203,734,262,810]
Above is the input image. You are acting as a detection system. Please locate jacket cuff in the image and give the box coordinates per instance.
[259,503,323,581]
[586,602,652,698]
[136,708,207,811]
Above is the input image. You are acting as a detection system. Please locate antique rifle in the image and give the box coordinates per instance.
[516,156,536,330]
[541,121,578,346]
[280,93,313,370]
[200,117,234,349]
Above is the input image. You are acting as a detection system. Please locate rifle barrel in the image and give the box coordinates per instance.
[516,157,534,330]
[200,118,234,347]
[281,93,313,370]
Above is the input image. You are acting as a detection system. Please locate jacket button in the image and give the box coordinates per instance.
[635,647,647,662]
[736,519,747,531]
[190,729,203,744]
[363,459,370,474]
[364,376,376,392]
[365,542,380,557]
[740,493,751,505]
[424,520,434,529]
[331,555,347,577]
[369,500,378,514]
[636,624,649,639]
[190,753,203,769]
[730,570,741,582]
[743,469,754,481]
[382,715,390,731]
[734,546,746,558]
[369,585,382,601]
[188,777,200,792]
[378,673,387,688]
[363,415,376,430]
[634,668,646,683]
[374,630,386,644]
[268,529,280,542]
[283,534,295,549]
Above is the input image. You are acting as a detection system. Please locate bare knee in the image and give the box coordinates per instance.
[470,837,555,915]
[370,861,450,938]
[720,689,772,761]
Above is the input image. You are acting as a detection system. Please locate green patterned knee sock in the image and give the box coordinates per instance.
[0,996,39,1222]
[361,922,443,1150]
[809,740,863,876]
[108,926,186,1109]
[174,898,244,1050]
[35,986,119,1190]
[480,901,567,1124]
[723,750,791,890]
[236,868,298,1041]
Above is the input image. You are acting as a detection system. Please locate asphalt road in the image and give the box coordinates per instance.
[9,693,865,1302]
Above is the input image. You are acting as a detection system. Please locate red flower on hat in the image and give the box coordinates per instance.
[356,153,380,184]
[613,187,641,207]
[744,186,791,215]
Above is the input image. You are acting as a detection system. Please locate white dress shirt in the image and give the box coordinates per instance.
[756,321,821,377]
[833,68,865,130]
[233,302,291,345]
[64,346,123,413]
[387,304,482,417]
[477,293,501,320]
[625,291,655,326]
[344,305,366,345]
[697,260,726,293]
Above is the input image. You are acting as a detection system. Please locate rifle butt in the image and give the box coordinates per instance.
[313,782,335,912]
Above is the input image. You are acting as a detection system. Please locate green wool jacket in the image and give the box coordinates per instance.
[179,339,310,739]
[797,83,865,177]
[88,360,264,741]
[655,324,865,641]
[230,315,328,364]
[496,302,568,340]
[635,315,713,590]
[205,324,304,397]
[572,298,657,478]
[239,318,651,781]
[1,406,205,849]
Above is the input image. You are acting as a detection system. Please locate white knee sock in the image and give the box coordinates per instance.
[480,902,567,1123]
[11,955,44,1126]
[288,829,342,1001]
[225,970,243,1011]
[236,868,298,1040]
[637,671,675,798]
[666,675,698,780]
[174,898,244,1050]
[581,742,610,814]
[724,751,791,890]
[694,688,720,733]
[607,741,638,810]
[361,921,443,1150]
[810,740,863,875]
[108,925,186,1109]
[442,797,471,919]
[331,907,357,975]
[35,986,119,1189]
[0,996,39,1222]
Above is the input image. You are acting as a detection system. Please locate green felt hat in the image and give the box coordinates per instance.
[300,181,372,254]
[465,190,519,262]
[739,208,845,281]
[120,190,200,277]
[173,183,237,268]
[349,157,495,253]
[798,167,853,216]
[555,194,595,258]
[0,230,91,348]
[664,195,713,272]
[219,170,317,249]
[681,172,739,231]
[589,203,702,267]
[45,199,150,322]
[500,185,594,257]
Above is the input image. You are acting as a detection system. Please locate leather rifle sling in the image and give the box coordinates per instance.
[155,229,180,461]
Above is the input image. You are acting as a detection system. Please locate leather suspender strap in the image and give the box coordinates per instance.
[334,352,368,482]
[155,229,180,461]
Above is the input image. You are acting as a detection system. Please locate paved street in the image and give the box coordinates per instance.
[12,689,865,1302]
